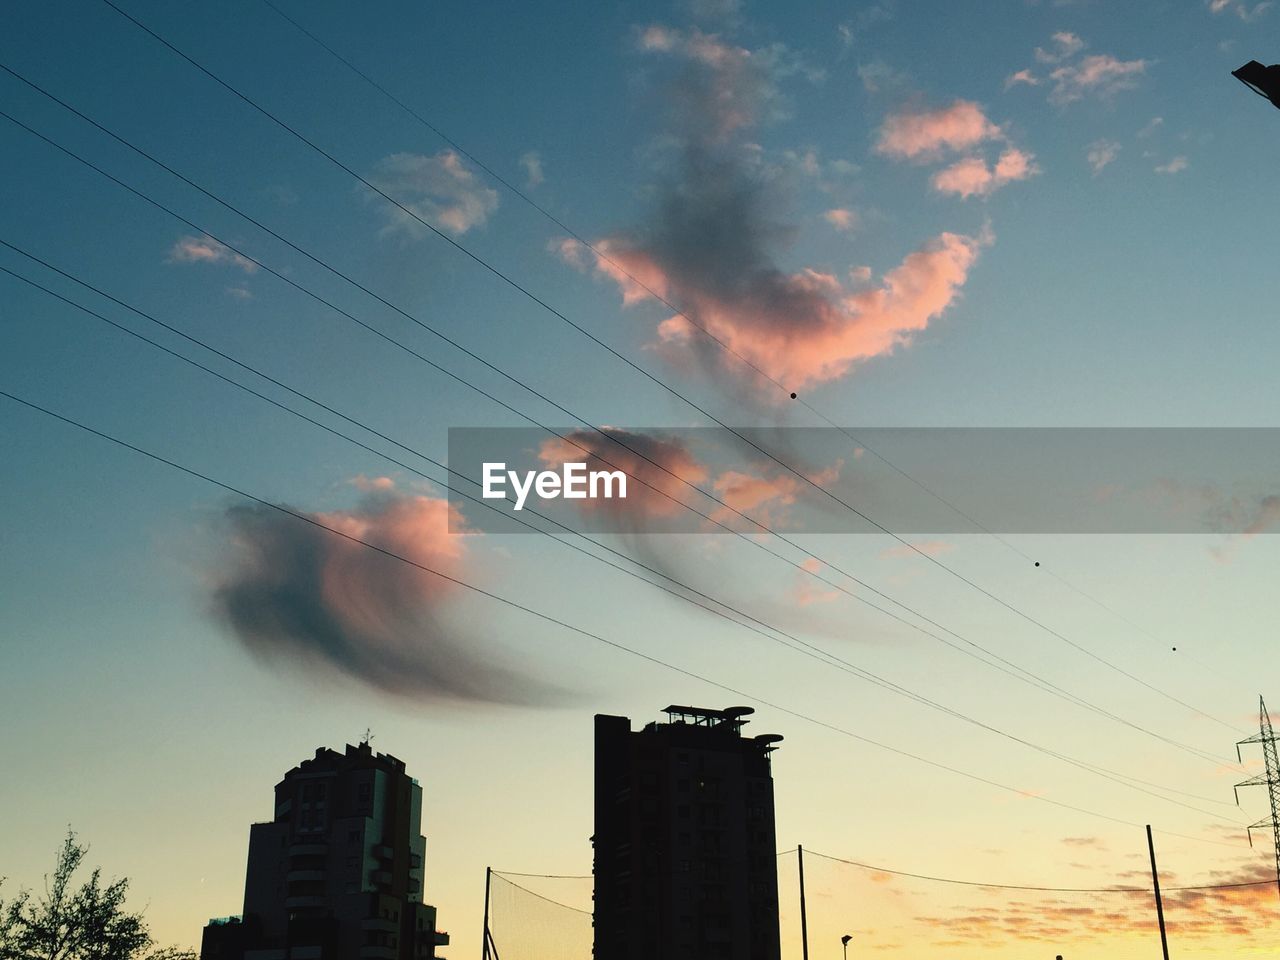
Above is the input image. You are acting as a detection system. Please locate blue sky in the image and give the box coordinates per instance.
[3,0,1280,956]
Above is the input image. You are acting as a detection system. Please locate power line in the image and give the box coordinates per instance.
[0,245,1238,820]
[0,67,1235,770]
[803,849,1273,893]
[250,0,1248,733]
[264,0,1249,709]
[0,385,1244,848]
[260,0,1248,715]
[92,0,1243,743]
[483,855,1275,895]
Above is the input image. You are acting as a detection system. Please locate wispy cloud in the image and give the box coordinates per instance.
[915,860,1279,945]
[367,149,499,238]
[1155,155,1189,175]
[1086,139,1121,174]
[1050,53,1148,104]
[519,150,544,188]
[1034,31,1085,64]
[1008,35,1149,105]
[1004,68,1040,90]
[208,486,562,705]
[823,207,858,231]
[634,25,821,139]
[166,234,258,274]
[1208,0,1272,20]
[709,469,800,527]
[1137,116,1164,138]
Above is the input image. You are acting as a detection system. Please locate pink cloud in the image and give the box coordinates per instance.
[824,208,858,231]
[793,556,838,605]
[559,236,672,306]
[167,234,258,274]
[709,469,800,526]
[537,428,709,522]
[806,459,844,488]
[588,230,987,392]
[930,148,1039,198]
[350,475,396,492]
[794,577,839,607]
[875,100,1003,160]
[561,26,976,397]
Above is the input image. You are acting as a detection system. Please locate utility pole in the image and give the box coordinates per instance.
[482,866,491,960]
[798,845,810,960]
[1235,696,1280,901]
[1146,825,1170,960]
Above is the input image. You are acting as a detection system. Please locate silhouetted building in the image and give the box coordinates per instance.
[592,706,783,960]
[200,741,449,960]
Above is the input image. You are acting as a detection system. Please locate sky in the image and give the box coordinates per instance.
[2,0,1280,956]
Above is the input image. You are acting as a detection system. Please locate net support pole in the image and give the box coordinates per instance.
[798,845,810,960]
[482,866,492,960]
[1146,826,1170,960]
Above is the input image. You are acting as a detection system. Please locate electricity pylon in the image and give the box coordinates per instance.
[1235,696,1280,900]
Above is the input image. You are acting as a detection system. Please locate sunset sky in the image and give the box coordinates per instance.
[3,0,1280,956]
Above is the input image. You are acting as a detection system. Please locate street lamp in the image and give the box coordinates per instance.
[1233,60,1280,109]
[841,934,852,959]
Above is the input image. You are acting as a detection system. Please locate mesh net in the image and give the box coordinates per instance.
[484,853,1280,958]
[487,871,593,960]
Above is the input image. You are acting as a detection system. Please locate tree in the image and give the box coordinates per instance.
[0,832,195,960]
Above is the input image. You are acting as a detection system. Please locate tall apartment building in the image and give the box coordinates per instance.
[200,741,449,960]
[592,705,783,960]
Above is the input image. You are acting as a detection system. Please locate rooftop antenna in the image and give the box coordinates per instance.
[361,728,375,747]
